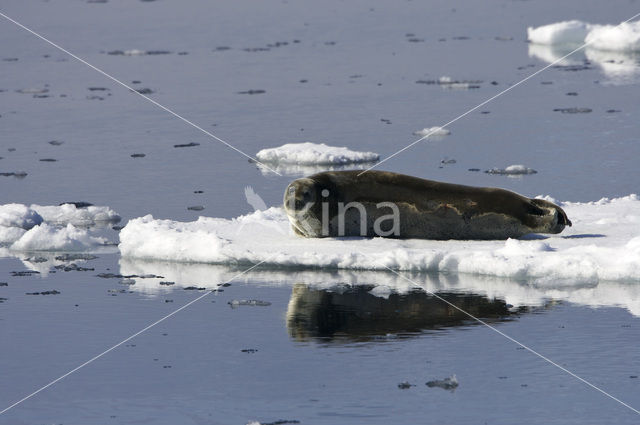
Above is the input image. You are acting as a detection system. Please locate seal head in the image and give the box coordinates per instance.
[283,177,324,237]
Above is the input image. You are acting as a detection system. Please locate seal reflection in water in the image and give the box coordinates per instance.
[283,170,571,240]
[286,284,521,342]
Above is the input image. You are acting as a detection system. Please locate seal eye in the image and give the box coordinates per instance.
[302,191,311,202]
[288,186,296,194]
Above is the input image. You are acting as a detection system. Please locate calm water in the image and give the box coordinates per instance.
[1,0,640,423]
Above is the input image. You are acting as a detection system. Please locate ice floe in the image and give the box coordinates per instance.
[254,142,379,176]
[528,20,640,51]
[0,203,120,251]
[527,20,591,46]
[32,203,120,227]
[9,223,108,252]
[485,165,538,176]
[412,127,451,138]
[256,142,379,165]
[0,204,43,230]
[416,76,483,90]
[119,195,640,286]
[586,22,640,52]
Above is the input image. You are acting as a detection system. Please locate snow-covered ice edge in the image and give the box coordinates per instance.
[119,195,640,285]
[0,203,120,252]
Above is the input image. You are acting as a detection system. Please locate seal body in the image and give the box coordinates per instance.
[283,170,571,240]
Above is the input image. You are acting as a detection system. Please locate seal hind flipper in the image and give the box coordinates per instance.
[530,198,572,227]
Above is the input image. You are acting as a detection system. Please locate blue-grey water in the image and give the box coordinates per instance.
[1,0,640,424]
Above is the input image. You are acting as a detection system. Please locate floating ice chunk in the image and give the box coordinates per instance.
[527,43,585,66]
[228,299,272,307]
[528,20,640,51]
[255,142,379,165]
[426,375,458,390]
[31,204,121,226]
[124,49,146,56]
[413,127,451,138]
[586,21,640,52]
[118,214,229,263]
[527,20,591,45]
[10,223,107,251]
[0,227,27,244]
[0,204,43,229]
[485,165,537,175]
[0,203,120,251]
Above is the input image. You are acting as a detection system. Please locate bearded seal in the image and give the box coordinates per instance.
[283,170,571,240]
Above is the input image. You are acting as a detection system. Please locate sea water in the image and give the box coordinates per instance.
[1,0,640,423]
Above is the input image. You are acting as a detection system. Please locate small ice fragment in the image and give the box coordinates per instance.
[10,223,108,251]
[34,203,120,225]
[256,142,379,165]
[124,49,146,56]
[0,204,43,229]
[527,20,591,45]
[228,299,272,308]
[426,374,458,390]
[413,126,451,137]
[527,20,640,52]
[586,22,640,52]
[485,165,537,175]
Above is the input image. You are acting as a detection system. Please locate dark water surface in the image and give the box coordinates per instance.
[1,0,640,423]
